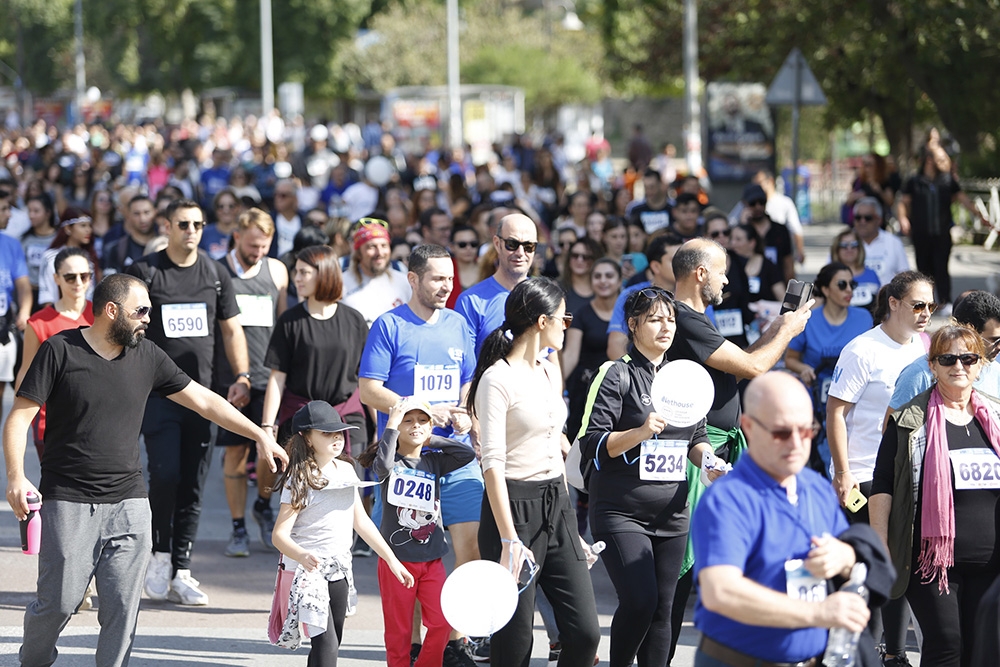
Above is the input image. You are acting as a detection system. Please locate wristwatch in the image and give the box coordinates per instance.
[236,372,251,382]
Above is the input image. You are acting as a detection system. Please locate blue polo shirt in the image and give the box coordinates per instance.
[692,454,849,663]
[453,276,508,357]
[0,234,28,322]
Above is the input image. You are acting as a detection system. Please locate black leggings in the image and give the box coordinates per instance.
[669,568,695,665]
[479,477,601,667]
[906,561,999,667]
[307,578,349,667]
[596,531,687,667]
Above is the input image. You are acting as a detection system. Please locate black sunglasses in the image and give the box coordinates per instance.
[453,241,477,249]
[853,214,877,223]
[497,236,537,253]
[709,229,731,239]
[835,279,859,291]
[61,272,92,283]
[639,287,675,300]
[175,220,205,231]
[935,353,981,367]
[570,252,594,261]
[113,303,151,319]
[747,199,766,207]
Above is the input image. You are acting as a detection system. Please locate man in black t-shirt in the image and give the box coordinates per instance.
[102,195,157,274]
[629,168,672,234]
[3,273,286,667]
[664,238,813,660]
[743,184,795,283]
[126,199,252,606]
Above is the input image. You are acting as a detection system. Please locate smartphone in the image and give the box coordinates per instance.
[780,279,814,314]
[846,486,868,513]
[517,557,539,591]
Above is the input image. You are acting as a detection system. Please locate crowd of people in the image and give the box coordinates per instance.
[1,113,999,667]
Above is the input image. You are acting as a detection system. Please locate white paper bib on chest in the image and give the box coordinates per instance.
[162,303,209,338]
[413,364,460,403]
[950,448,1000,490]
[639,440,687,482]
[785,559,827,602]
[387,467,437,512]
[235,293,274,328]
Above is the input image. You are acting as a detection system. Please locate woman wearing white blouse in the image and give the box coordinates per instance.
[468,277,601,667]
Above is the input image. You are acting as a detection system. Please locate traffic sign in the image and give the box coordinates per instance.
[766,48,827,106]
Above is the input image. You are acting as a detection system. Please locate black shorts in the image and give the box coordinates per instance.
[213,388,266,447]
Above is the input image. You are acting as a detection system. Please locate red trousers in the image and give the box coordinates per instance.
[378,557,451,667]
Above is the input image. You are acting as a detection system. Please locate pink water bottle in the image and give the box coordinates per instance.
[20,492,41,555]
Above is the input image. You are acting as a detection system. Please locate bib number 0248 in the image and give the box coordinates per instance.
[387,467,436,512]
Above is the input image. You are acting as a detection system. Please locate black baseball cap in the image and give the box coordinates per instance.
[291,401,359,434]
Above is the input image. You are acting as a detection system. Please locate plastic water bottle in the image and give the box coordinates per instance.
[20,492,42,555]
[822,562,869,667]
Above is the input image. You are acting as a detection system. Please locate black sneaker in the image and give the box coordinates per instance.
[469,636,490,662]
[548,642,561,666]
[410,643,421,667]
[883,656,912,667]
[443,639,477,667]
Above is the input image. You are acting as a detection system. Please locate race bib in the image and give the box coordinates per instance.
[714,309,744,337]
[387,467,436,512]
[851,284,874,306]
[820,377,832,405]
[950,448,1000,490]
[748,276,761,295]
[0,291,7,317]
[161,303,209,338]
[413,364,460,403]
[639,440,687,482]
[235,293,274,328]
[785,559,827,602]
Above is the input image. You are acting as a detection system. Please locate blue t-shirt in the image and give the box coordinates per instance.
[0,234,28,322]
[890,356,1000,410]
[359,304,476,438]
[787,307,873,371]
[851,267,881,309]
[200,167,232,208]
[692,455,849,663]
[453,276,509,357]
[199,224,232,261]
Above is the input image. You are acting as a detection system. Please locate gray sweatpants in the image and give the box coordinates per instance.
[20,498,152,667]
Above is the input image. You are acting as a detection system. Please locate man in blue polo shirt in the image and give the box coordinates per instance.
[692,372,871,666]
[454,213,536,356]
[0,192,32,386]
[359,243,481,665]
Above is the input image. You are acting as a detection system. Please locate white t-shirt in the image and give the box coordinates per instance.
[342,182,379,224]
[765,193,803,237]
[281,459,361,572]
[863,230,909,286]
[827,325,926,481]
[341,268,412,327]
[275,213,302,257]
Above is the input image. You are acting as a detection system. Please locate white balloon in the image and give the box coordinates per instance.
[365,155,394,187]
[649,359,715,427]
[440,560,518,637]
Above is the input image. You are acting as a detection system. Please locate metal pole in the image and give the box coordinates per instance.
[791,50,801,204]
[683,0,702,176]
[446,0,462,149]
[74,0,86,123]
[260,0,274,115]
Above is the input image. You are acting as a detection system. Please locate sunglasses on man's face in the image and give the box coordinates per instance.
[175,220,205,231]
[747,199,766,207]
[113,303,151,319]
[497,236,537,254]
[853,214,877,223]
[934,353,981,367]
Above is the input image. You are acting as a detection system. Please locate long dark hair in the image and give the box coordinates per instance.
[872,270,933,323]
[815,261,852,294]
[271,430,347,511]
[466,277,565,416]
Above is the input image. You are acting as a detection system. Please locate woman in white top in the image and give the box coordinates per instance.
[826,269,934,665]
[468,277,601,667]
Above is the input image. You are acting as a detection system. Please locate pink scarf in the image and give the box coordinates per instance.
[918,387,1000,593]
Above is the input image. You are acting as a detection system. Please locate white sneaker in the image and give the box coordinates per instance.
[144,552,172,600]
[167,569,209,606]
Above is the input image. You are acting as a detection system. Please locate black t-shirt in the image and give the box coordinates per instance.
[569,301,611,386]
[580,348,708,537]
[745,257,784,304]
[265,302,368,406]
[759,219,793,270]
[564,287,591,323]
[876,417,1000,566]
[902,174,962,237]
[126,250,240,386]
[17,329,190,503]
[629,201,672,234]
[666,301,740,430]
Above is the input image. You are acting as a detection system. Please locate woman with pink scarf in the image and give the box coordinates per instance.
[871,325,1000,667]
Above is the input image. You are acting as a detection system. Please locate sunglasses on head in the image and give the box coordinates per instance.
[497,236,537,253]
[835,279,859,291]
[175,220,204,231]
[61,272,92,283]
[748,414,815,441]
[638,286,675,300]
[838,241,860,249]
[355,217,389,232]
[902,300,937,314]
[453,240,477,249]
[935,353,981,367]
[853,214,877,222]
[709,228,731,239]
